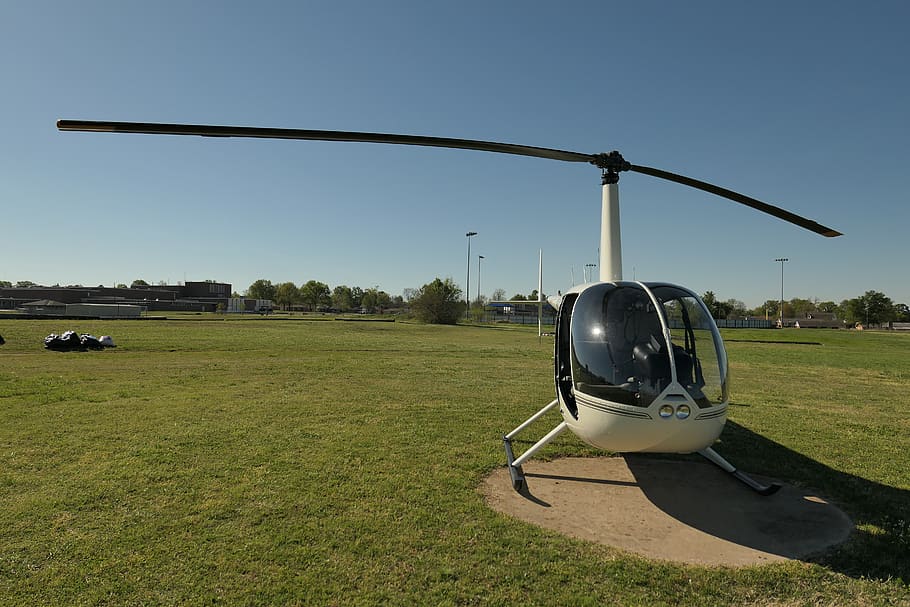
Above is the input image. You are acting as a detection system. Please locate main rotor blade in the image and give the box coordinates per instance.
[58,120,842,238]
[630,164,842,237]
[56,120,594,164]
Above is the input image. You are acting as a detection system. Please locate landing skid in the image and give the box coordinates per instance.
[502,436,525,492]
[503,399,567,492]
[698,447,782,496]
[503,401,781,496]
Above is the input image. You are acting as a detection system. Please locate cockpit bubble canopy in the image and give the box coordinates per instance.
[569,282,728,409]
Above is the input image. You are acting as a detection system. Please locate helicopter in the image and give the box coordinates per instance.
[56,119,841,495]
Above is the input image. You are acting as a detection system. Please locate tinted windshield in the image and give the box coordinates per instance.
[651,285,728,407]
[570,284,668,407]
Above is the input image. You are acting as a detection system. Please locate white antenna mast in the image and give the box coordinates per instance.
[538,249,543,338]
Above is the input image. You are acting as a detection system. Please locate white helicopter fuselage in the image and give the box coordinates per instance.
[553,280,729,454]
[562,382,727,453]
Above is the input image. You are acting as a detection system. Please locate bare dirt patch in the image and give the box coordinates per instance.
[481,455,852,566]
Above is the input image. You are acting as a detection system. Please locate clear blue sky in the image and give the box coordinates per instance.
[2,1,908,308]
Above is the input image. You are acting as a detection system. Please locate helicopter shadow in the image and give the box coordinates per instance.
[627,420,910,581]
[515,482,551,507]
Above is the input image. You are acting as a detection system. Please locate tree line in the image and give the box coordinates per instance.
[244,277,466,324]
[5,277,905,327]
[245,279,400,313]
[701,290,910,326]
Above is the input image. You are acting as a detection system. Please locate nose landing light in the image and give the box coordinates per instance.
[659,400,691,420]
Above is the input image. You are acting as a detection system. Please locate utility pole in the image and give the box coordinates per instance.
[477,255,484,303]
[465,231,477,319]
[774,258,788,326]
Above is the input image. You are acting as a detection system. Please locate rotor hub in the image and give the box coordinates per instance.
[601,168,620,185]
[592,151,630,185]
[591,151,631,172]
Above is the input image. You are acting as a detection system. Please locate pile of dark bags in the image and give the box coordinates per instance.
[44,331,116,351]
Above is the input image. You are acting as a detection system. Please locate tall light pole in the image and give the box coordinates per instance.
[465,231,477,318]
[477,255,485,303]
[774,257,788,326]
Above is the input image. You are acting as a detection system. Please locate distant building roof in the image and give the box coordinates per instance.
[22,299,66,307]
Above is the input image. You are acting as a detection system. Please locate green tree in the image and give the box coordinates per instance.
[376,290,392,311]
[725,299,747,318]
[246,279,276,301]
[789,298,815,317]
[701,291,733,319]
[15,280,38,288]
[300,280,331,311]
[817,301,837,313]
[274,282,300,310]
[332,285,354,311]
[360,288,392,313]
[757,299,780,319]
[0,280,12,288]
[130,279,149,288]
[894,303,910,322]
[361,288,377,312]
[839,298,862,324]
[411,278,464,324]
[861,290,894,326]
[511,293,527,301]
[350,286,364,309]
[701,291,717,310]
[838,292,894,326]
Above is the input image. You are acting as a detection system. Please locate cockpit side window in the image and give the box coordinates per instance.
[653,286,728,407]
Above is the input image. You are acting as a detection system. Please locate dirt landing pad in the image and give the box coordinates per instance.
[481,456,853,566]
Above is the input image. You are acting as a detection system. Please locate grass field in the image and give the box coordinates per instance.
[0,317,908,605]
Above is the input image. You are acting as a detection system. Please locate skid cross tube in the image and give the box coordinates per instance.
[511,422,568,470]
[503,399,566,491]
[505,399,559,440]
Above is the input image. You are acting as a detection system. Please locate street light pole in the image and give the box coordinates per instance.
[774,257,788,326]
[465,231,477,319]
[477,255,484,303]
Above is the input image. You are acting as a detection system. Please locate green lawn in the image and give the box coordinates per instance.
[0,318,907,605]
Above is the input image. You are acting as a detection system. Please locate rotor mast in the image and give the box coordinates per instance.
[600,169,622,282]
[592,152,631,283]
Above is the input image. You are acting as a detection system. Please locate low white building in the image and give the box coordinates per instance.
[226,298,274,314]
[20,300,142,318]
[64,303,142,318]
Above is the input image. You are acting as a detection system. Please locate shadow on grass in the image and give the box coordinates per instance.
[647,420,909,582]
[505,419,908,581]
